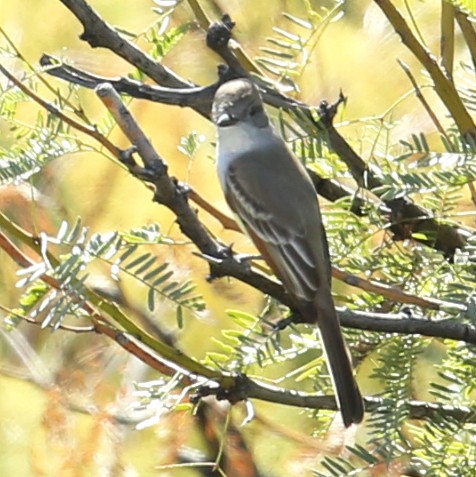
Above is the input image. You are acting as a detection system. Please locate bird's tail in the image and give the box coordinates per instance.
[313,295,364,427]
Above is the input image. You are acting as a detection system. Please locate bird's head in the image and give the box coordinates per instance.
[212,79,269,129]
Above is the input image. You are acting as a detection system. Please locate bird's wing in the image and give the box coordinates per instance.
[223,145,364,427]
[224,147,331,305]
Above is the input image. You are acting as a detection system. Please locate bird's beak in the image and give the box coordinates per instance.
[216,112,238,127]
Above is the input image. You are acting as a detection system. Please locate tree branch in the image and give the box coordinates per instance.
[441,1,455,81]
[374,0,476,137]
[40,54,217,115]
[56,0,213,118]
[338,308,476,345]
[397,59,449,140]
[455,8,476,71]
[200,374,476,423]
[58,0,189,87]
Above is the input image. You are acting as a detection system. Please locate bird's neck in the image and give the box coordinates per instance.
[216,122,277,186]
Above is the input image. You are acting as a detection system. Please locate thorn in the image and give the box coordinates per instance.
[119,146,138,166]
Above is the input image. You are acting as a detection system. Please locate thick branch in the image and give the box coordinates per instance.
[338,309,476,345]
[58,0,187,87]
[201,374,476,423]
[56,0,212,118]
[247,380,476,423]
[40,54,217,116]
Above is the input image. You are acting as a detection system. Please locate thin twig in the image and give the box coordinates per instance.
[188,189,240,232]
[455,8,476,72]
[0,303,94,333]
[333,268,465,313]
[0,28,83,118]
[397,59,450,140]
[185,0,211,31]
[374,0,476,137]
[468,182,476,208]
[0,64,121,158]
[441,1,455,81]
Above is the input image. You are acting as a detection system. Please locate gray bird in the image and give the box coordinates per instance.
[212,78,364,427]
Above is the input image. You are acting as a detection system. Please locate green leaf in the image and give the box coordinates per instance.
[143,263,169,282]
[134,256,158,275]
[124,253,152,270]
[176,305,183,329]
[226,309,258,328]
[147,287,155,312]
[152,270,174,287]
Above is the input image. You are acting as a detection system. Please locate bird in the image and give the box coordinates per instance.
[211,78,364,427]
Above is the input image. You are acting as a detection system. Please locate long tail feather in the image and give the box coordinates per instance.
[314,295,364,427]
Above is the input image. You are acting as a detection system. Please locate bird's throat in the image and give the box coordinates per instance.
[216,122,276,187]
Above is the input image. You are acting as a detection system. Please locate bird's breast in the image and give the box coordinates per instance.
[216,123,277,188]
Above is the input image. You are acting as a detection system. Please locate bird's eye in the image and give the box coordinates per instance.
[249,105,262,116]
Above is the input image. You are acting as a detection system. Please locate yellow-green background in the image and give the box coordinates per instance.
[0,1,463,476]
